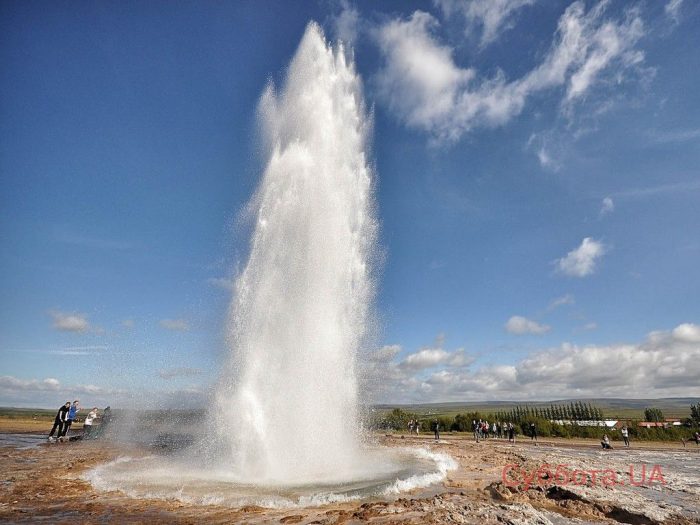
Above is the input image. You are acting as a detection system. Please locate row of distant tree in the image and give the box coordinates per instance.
[373,402,700,441]
[491,402,604,424]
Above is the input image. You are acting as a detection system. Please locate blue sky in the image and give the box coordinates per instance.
[1,0,699,408]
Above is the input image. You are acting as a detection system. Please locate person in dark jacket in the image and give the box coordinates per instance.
[60,400,80,438]
[48,402,71,441]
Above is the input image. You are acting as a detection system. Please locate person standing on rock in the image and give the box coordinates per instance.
[48,401,71,441]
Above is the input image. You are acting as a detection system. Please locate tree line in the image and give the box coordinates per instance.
[491,402,604,424]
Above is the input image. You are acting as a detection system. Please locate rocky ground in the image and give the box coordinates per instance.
[0,432,698,524]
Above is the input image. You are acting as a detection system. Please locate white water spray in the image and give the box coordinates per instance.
[213,22,377,484]
[87,23,455,505]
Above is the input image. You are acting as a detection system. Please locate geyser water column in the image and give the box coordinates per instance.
[86,23,456,505]
[213,22,377,484]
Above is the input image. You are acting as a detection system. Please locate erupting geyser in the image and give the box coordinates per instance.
[86,23,455,507]
[213,21,376,484]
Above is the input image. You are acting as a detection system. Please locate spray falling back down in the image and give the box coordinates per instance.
[214,23,377,484]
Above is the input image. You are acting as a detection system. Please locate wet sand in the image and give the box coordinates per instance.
[1,431,698,524]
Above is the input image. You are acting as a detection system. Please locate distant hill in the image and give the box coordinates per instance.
[373,398,698,419]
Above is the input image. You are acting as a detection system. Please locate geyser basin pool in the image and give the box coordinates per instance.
[85,447,456,508]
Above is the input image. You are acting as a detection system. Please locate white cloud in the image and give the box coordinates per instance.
[548,294,575,310]
[158,367,202,380]
[374,1,646,143]
[554,237,606,277]
[665,0,683,23]
[160,318,190,331]
[122,319,135,328]
[370,344,402,362]
[672,323,700,343]
[0,376,63,392]
[600,196,614,216]
[366,323,700,403]
[505,315,551,335]
[401,347,472,370]
[49,310,90,333]
[537,146,556,169]
[434,0,535,47]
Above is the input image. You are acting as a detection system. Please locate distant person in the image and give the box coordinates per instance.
[433,419,440,441]
[492,422,497,438]
[530,422,537,442]
[473,420,480,442]
[48,401,71,441]
[601,434,613,450]
[508,422,515,443]
[682,431,700,448]
[60,400,80,437]
[83,407,98,439]
[621,425,630,447]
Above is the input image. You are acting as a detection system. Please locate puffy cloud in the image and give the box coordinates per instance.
[49,310,91,333]
[505,315,551,335]
[672,323,700,343]
[160,318,190,331]
[600,196,614,216]
[158,367,202,380]
[367,323,700,403]
[434,0,535,47]
[401,347,472,370]
[370,344,402,362]
[0,375,124,407]
[554,237,606,277]
[0,376,62,392]
[374,1,646,143]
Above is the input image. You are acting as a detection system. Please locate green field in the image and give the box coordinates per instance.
[372,397,697,420]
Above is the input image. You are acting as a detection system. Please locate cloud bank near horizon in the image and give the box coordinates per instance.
[363,322,700,404]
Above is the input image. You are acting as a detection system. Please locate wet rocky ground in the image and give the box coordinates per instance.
[1,432,698,524]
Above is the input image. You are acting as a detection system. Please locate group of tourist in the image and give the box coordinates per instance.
[407,419,420,435]
[472,419,518,443]
[47,400,106,442]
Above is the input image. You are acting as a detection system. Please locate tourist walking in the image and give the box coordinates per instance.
[529,422,537,442]
[433,419,440,441]
[508,422,515,443]
[48,401,71,441]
